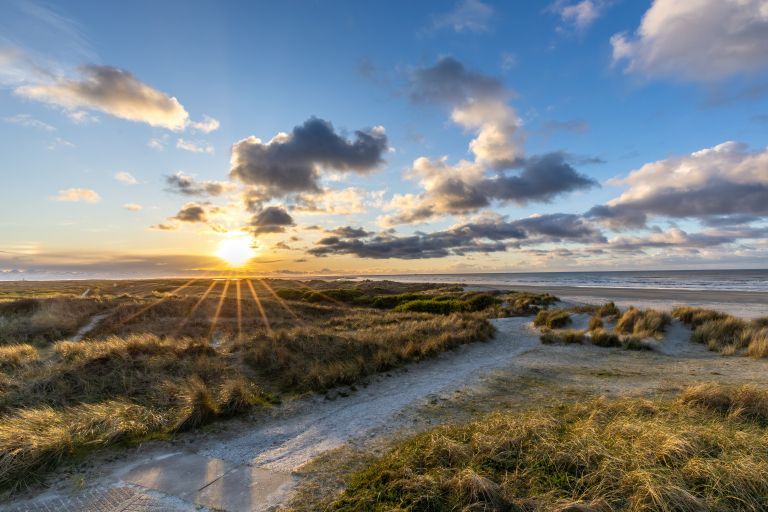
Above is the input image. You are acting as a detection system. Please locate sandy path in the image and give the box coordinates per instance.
[201,316,538,471]
[70,312,112,341]
[8,317,540,512]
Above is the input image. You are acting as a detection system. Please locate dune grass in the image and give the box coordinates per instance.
[615,307,671,339]
[672,307,768,356]
[533,309,571,329]
[0,279,499,491]
[329,385,768,511]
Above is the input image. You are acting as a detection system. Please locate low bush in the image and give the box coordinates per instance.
[504,292,558,315]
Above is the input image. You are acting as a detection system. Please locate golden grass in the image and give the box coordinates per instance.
[615,307,671,338]
[673,307,768,356]
[0,279,499,491]
[0,345,39,370]
[330,386,768,511]
[534,309,571,329]
[0,297,107,345]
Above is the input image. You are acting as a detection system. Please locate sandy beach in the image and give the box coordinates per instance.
[467,284,768,318]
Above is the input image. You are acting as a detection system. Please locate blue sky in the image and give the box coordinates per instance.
[1,0,767,278]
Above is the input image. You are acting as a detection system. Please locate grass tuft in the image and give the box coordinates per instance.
[534,309,571,329]
[330,388,768,511]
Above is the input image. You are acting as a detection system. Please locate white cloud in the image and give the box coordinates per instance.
[47,137,74,150]
[611,0,768,81]
[114,171,138,185]
[147,135,167,151]
[53,188,100,203]
[123,203,142,211]
[189,115,220,133]
[176,138,214,154]
[552,1,604,31]
[3,113,55,131]
[431,0,494,33]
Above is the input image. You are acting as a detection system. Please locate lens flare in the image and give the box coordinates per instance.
[215,234,255,267]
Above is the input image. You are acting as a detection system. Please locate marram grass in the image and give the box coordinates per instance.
[330,384,768,512]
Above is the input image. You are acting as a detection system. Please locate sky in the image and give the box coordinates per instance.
[1,0,767,279]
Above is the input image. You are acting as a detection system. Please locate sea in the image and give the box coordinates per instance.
[355,269,768,293]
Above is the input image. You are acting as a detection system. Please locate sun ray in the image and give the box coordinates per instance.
[246,279,273,336]
[208,279,231,340]
[235,278,243,339]
[117,278,197,326]
[258,279,305,326]
[174,279,219,336]
[291,279,350,309]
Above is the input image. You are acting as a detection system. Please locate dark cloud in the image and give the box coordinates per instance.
[587,142,768,229]
[388,152,598,224]
[250,206,295,235]
[173,204,208,223]
[588,182,768,229]
[310,213,603,259]
[229,117,388,198]
[328,226,371,238]
[484,153,598,204]
[165,171,229,197]
[409,57,506,105]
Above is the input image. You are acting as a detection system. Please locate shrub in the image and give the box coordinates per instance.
[369,293,426,309]
[275,288,305,301]
[394,299,464,315]
[505,292,558,315]
[533,309,571,329]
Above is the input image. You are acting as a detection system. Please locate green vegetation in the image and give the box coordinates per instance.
[329,385,768,511]
[503,291,558,315]
[0,278,500,491]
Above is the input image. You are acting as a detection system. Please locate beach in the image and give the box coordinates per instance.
[468,283,768,318]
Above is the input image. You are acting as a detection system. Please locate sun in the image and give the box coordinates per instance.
[215,234,256,267]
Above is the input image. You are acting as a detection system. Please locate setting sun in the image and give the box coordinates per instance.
[215,234,255,267]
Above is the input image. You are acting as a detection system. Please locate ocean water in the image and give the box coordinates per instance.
[360,269,768,293]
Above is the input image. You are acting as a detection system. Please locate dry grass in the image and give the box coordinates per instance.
[0,298,108,345]
[615,307,671,338]
[673,307,768,356]
[329,386,768,511]
[534,309,571,329]
[0,278,500,491]
[0,345,39,370]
